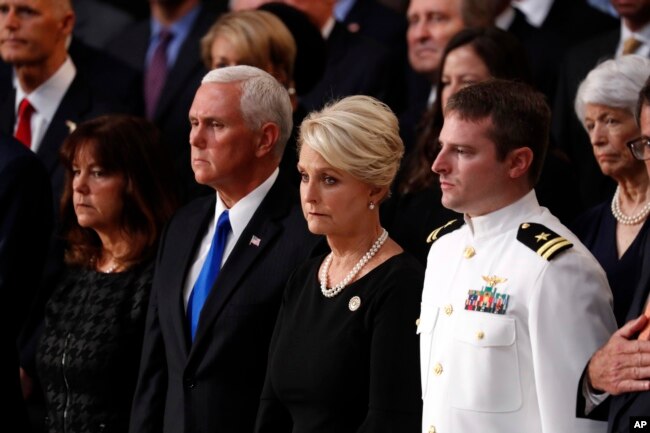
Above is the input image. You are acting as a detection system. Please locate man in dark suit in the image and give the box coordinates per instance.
[552,0,647,212]
[129,65,321,433]
[280,0,405,114]
[0,135,53,433]
[0,0,128,207]
[578,75,650,433]
[107,0,227,201]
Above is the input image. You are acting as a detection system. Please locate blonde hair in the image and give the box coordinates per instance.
[201,10,296,88]
[299,95,404,190]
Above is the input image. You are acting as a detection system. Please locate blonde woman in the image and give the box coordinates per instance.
[255,96,422,433]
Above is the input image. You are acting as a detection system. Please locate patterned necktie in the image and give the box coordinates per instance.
[15,98,35,148]
[144,29,173,120]
[623,37,642,55]
[187,210,231,341]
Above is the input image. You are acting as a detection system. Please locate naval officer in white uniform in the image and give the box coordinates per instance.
[419,79,617,433]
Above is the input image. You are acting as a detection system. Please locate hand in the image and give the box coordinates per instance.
[587,315,650,395]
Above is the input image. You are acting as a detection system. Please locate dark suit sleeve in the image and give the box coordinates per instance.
[0,146,53,330]
[0,140,53,432]
[575,365,610,421]
[129,225,170,433]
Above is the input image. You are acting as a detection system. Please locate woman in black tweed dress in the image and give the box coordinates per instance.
[35,115,178,433]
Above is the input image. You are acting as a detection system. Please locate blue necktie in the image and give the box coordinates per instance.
[187,210,231,340]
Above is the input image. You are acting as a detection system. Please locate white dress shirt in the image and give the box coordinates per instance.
[183,168,279,309]
[14,57,76,153]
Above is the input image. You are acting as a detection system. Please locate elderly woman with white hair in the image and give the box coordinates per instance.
[255,95,423,432]
[571,55,650,326]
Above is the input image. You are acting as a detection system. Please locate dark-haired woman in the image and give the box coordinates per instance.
[35,115,179,433]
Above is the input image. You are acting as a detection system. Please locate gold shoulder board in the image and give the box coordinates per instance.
[516,222,573,261]
[426,219,463,244]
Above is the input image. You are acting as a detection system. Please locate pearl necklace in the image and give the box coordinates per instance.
[102,263,119,273]
[320,228,389,298]
[611,186,650,225]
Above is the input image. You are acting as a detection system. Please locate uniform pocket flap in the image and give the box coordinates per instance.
[453,312,515,347]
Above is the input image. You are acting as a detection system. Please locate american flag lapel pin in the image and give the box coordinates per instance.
[250,235,261,247]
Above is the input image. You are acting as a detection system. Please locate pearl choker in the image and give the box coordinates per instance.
[611,186,650,225]
[320,228,389,298]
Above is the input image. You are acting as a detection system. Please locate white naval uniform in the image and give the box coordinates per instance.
[419,191,617,433]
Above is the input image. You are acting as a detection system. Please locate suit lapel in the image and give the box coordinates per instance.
[188,176,291,354]
[37,75,92,174]
[166,196,216,353]
[0,87,15,136]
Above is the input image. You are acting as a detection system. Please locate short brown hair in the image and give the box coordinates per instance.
[445,79,551,185]
[59,115,179,268]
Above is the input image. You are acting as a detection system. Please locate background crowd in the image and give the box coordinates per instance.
[3,0,650,432]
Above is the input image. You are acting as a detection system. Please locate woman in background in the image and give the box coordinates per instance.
[571,55,650,326]
[36,115,179,433]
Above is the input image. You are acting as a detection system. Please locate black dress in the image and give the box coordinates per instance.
[36,261,153,433]
[571,201,650,326]
[255,252,423,433]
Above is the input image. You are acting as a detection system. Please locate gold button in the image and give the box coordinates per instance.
[476,330,485,340]
[433,362,443,375]
[463,246,476,258]
[444,304,453,316]
[415,318,421,326]
[428,426,436,433]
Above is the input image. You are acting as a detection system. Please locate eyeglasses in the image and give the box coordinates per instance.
[627,136,650,160]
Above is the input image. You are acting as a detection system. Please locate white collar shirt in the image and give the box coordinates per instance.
[183,168,280,309]
[512,0,554,28]
[14,57,76,153]
[617,21,650,57]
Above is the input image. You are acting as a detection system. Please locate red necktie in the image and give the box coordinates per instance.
[15,98,35,148]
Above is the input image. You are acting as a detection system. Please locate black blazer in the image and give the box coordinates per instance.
[300,20,405,115]
[129,174,322,433]
[0,72,119,207]
[107,2,226,201]
[607,233,650,432]
[577,230,650,432]
[0,136,53,433]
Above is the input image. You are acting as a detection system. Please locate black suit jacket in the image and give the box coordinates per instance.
[107,2,226,201]
[300,20,405,114]
[0,136,53,433]
[129,174,322,433]
[607,232,650,432]
[0,72,119,207]
[577,229,650,432]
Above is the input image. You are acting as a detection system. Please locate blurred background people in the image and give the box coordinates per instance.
[578,72,650,433]
[385,27,534,264]
[35,115,178,433]
[256,95,422,433]
[553,0,650,212]
[200,8,304,182]
[0,134,53,433]
[107,0,228,201]
[402,0,495,154]
[571,55,650,327]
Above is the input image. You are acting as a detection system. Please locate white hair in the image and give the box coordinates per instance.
[202,65,293,157]
[575,55,650,128]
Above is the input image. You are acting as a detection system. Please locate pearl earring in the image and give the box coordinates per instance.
[368,201,375,210]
